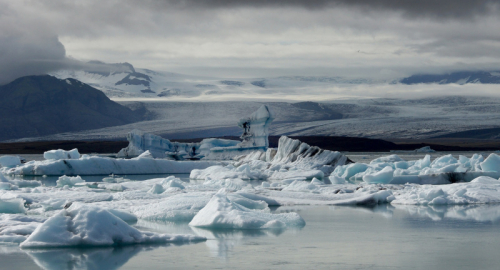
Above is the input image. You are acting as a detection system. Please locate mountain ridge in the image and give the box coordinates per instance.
[0,75,144,141]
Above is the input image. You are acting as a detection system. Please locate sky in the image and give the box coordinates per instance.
[1,0,500,84]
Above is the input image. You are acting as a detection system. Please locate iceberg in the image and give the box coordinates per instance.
[202,105,276,159]
[415,146,436,153]
[0,198,26,214]
[189,189,305,229]
[480,153,500,172]
[332,153,500,185]
[117,106,274,160]
[44,148,80,160]
[2,155,221,176]
[363,166,394,184]
[237,105,274,150]
[191,136,349,181]
[117,129,207,159]
[56,175,85,187]
[0,156,22,168]
[20,203,205,248]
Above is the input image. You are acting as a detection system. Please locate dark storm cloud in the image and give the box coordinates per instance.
[154,0,499,19]
[0,35,68,85]
[2,0,500,83]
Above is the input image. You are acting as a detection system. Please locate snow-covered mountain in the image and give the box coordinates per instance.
[51,61,392,99]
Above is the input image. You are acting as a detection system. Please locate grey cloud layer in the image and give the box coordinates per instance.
[157,0,499,18]
[1,0,500,84]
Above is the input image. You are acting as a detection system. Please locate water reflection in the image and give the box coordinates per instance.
[333,204,395,218]
[191,227,286,259]
[25,246,146,270]
[22,241,204,270]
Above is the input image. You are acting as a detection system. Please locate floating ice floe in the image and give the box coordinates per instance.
[1,171,500,249]
[392,176,500,205]
[331,153,500,185]
[415,146,436,153]
[191,136,349,181]
[20,203,205,248]
[0,214,46,243]
[0,156,22,168]
[0,172,40,190]
[0,198,26,214]
[116,129,234,160]
[1,154,221,176]
[56,175,85,187]
[189,189,305,229]
[44,148,80,160]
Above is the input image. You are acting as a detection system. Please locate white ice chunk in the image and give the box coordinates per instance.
[481,154,500,172]
[136,150,154,159]
[471,176,499,184]
[56,175,84,187]
[148,183,164,194]
[392,177,500,205]
[44,148,80,160]
[0,156,22,167]
[117,129,201,159]
[205,105,275,159]
[431,154,458,168]
[189,189,305,229]
[363,166,394,184]
[282,180,319,192]
[329,174,347,184]
[237,105,275,149]
[415,146,435,153]
[4,156,220,176]
[20,204,205,248]
[0,198,26,214]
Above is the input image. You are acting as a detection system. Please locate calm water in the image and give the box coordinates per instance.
[2,204,500,270]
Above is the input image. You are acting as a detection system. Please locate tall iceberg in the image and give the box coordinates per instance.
[118,105,275,160]
[237,105,275,150]
[206,105,275,159]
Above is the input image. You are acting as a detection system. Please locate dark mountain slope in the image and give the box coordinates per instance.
[0,75,143,141]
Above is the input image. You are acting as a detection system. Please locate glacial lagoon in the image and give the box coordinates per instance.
[2,152,500,269]
[2,204,500,270]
